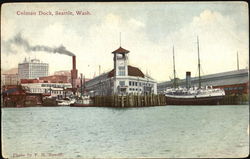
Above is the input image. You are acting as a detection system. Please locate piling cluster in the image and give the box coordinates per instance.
[92,94,167,107]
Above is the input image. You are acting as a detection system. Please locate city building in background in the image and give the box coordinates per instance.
[1,73,19,86]
[18,58,49,79]
[54,70,72,82]
[1,68,19,87]
[85,46,157,96]
[54,70,90,88]
[39,75,69,83]
[157,69,249,95]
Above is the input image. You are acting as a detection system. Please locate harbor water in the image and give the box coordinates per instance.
[2,105,249,158]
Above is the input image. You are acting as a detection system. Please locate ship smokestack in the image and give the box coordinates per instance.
[186,71,191,89]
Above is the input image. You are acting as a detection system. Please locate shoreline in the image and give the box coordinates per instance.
[1,104,249,108]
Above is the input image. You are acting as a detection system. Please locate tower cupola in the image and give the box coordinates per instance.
[112,46,129,77]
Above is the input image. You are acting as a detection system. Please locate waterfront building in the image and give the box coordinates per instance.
[157,69,249,95]
[18,58,49,79]
[21,82,72,98]
[85,46,157,96]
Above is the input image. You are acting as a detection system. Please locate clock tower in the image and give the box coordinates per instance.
[112,46,129,77]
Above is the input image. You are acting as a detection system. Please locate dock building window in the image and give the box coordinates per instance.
[118,66,125,76]
[119,81,125,86]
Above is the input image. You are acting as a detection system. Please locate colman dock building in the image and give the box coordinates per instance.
[85,46,157,96]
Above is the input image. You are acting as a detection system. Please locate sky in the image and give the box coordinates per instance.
[1,2,249,82]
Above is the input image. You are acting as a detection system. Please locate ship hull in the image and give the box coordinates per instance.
[70,103,94,107]
[166,96,224,105]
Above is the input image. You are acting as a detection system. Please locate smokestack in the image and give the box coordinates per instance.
[73,56,76,70]
[71,56,78,79]
[71,56,78,91]
[186,71,191,89]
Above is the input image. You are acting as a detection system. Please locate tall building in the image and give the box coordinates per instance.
[85,46,157,96]
[18,58,49,79]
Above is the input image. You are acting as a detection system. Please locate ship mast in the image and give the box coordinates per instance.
[197,36,201,89]
[80,73,83,98]
[173,45,177,88]
[237,51,239,70]
[83,75,86,94]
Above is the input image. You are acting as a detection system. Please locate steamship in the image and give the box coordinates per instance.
[164,37,225,105]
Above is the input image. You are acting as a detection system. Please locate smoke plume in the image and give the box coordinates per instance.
[5,33,75,56]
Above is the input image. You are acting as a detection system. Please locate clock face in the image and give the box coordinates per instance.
[118,61,124,66]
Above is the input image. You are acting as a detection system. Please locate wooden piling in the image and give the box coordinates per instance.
[92,94,167,107]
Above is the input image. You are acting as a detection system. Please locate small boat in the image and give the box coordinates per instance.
[70,95,94,107]
[57,98,75,106]
[164,37,225,105]
[16,104,23,108]
[42,97,58,106]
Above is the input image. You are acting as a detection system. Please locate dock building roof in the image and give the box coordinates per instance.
[108,65,144,78]
[112,47,130,54]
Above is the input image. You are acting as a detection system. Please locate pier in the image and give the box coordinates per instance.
[92,94,248,107]
[220,94,249,105]
[92,94,166,107]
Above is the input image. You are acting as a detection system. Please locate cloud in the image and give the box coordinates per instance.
[155,9,248,81]
[128,18,145,28]
[1,7,248,82]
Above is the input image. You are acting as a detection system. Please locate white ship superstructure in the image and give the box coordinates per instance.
[165,86,225,99]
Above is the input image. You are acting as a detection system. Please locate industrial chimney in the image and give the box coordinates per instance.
[71,56,78,90]
[186,71,191,89]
